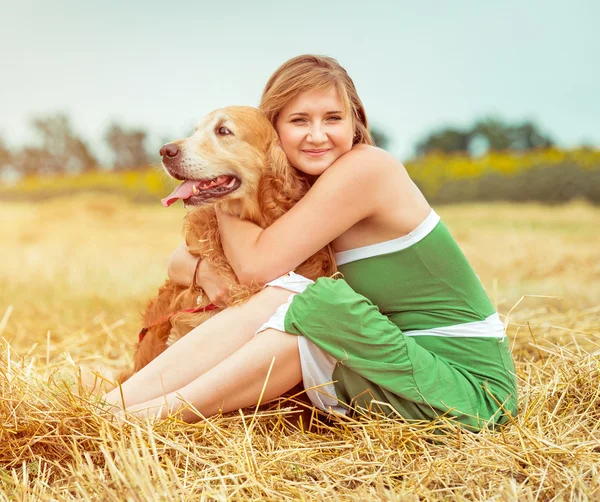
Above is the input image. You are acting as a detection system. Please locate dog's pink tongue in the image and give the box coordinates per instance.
[161,180,196,207]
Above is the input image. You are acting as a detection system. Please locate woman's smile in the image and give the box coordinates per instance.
[302,148,332,157]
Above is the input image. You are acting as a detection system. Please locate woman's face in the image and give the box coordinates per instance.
[276,87,354,176]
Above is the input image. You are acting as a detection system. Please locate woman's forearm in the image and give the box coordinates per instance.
[167,242,197,287]
[167,242,235,306]
[216,211,270,285]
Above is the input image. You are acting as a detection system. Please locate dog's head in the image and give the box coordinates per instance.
[161,106,291,209]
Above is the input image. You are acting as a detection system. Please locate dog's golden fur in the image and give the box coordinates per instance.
[118,106,336,383]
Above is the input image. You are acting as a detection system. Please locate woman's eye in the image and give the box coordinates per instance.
[291,118,306,124]
[216,126,232,136]
[327,116,342,121]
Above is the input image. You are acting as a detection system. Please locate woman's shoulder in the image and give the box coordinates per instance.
[330,144,404,179]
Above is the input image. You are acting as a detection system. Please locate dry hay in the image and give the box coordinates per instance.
[0,196,599,500]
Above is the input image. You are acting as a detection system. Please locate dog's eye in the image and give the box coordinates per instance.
[216,126,232,136]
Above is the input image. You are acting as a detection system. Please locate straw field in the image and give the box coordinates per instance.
[0,194,599,500]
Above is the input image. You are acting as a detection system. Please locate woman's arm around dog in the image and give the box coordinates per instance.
[217,145,429,285]
[167,243,231,307]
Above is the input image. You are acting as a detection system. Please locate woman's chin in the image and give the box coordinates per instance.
[296,165,329,176]
[294,157,336,176]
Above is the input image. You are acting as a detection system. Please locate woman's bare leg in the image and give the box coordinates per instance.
[103,287,293,409]
[118,328,302,422]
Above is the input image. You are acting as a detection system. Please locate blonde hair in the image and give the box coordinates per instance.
[259,54,374,147]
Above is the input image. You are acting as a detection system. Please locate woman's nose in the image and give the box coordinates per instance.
[307,125,327,144]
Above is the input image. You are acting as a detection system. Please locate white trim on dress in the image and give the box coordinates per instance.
[404,313,507,338]
[335,209,440,266]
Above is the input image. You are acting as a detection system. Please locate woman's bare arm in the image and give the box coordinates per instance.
[167,243,231,306]
[167,243,196,287]
[217,146,396,285]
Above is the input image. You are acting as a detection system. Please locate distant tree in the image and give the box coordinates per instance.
[25,113,97,174]
[105,123,151,169]
[471,118,512,151]
[509,121,554,150]
[472,117,554,152]
[415,127,471,156]
[415,117,554,157]
[370,127,391,151]
[16,147,47,176]
[0,136,10,167]
[0,137,13,181]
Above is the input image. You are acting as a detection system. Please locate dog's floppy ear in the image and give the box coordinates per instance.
[258,140,307,224]
[267,141,295,192]
[266,140,312,194]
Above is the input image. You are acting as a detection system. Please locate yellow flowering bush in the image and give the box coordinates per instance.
[405,148,600,203]
[1,148,598,204]
[0,167,177,203]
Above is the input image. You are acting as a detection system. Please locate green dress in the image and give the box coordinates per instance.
[262,210,518,431]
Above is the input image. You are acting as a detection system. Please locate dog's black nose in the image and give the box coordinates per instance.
[160,143,179,158]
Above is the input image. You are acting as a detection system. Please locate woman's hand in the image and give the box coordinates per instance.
[167,243,197,288]
[168,242,231,307]
[194,259,231,308]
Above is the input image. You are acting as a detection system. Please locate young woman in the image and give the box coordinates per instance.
[103,55,517,430]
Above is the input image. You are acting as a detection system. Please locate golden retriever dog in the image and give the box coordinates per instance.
[118,106,336,383]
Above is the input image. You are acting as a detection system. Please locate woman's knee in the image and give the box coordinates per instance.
[288,278,374,323]
[257,285,297,304]
[211,286,294,331]
[284,278,384,345]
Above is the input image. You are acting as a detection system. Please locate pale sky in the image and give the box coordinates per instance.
[1,0,598,162]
